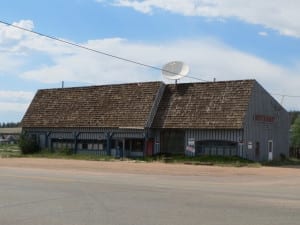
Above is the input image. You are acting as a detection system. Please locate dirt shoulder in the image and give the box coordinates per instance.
[1,157,300,177]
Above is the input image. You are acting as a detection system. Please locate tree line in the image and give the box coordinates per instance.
[290,111,300,158]
[0,122,21,128]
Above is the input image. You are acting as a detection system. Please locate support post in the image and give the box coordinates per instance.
[122,138,125,159]
[143,131,148,158]
[73,132,81,154]
[45,132,51,149]
[106,132,113,156]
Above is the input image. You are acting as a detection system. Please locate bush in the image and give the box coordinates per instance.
[280,153,286,161]
[18,133,40,154]
[58,147,73,155]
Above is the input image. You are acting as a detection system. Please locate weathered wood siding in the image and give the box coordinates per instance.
[24,127,146,149]
[185,129,243,143]
[243,81,289,161]
[154,130,160,154]
[153,129,243,155]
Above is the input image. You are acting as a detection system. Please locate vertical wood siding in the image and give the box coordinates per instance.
[185,129,243,143]
[154,129,243,155]
[24,127,146,150]
[243,81,289,161]
[154,130,160,154]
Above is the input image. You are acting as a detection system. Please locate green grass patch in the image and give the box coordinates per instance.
[21,148,114,161]
[3,144,300,168]
[135,155,260,167]
[262,157,300,167]
[0,144,21,157]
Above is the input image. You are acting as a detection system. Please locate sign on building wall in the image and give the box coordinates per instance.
[248,141,253,150]
[254,114,275,123]
[186,138,195,156]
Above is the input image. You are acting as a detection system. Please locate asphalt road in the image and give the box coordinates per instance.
[0,166,300,225]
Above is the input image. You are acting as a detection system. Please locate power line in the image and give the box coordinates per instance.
[2,20,300,98]
[272,94,300,98]
[0,20,209,82]
[272,93,300,105]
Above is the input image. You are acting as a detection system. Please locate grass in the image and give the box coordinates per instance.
[0,144,21,157]
[140,155,260,167]
[20,148,114,161]
[262,157,300,167]
[2,144,300,167]
[0,145,113,161]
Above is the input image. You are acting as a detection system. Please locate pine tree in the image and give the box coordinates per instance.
[292,116,300,152]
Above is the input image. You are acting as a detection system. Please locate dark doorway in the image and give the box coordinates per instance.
[124,139,144,157]
[160,130,185,155]
[255,142,260,160]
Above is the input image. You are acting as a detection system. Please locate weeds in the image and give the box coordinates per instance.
[0,144,21,157]
[2,144,300,168]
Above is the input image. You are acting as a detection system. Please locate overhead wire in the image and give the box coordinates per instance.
[272,94,300,98]
[1,20,300,98]
[271,93,300,108]
[0,20,209,82]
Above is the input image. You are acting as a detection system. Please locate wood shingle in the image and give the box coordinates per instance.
[22,82,162,128]
[151,80,255,129]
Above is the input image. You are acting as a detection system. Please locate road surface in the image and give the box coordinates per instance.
[0,158,300,225]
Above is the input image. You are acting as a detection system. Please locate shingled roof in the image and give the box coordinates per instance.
[151,80,255,129]
[22,82,162,128]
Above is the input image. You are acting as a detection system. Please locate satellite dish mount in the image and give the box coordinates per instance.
[162,61,189,84]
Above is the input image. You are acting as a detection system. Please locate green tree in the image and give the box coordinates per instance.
[18,133,40,154]
[292,116,300,150]
[289,111,300,125]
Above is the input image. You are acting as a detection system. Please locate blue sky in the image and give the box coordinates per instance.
[1,0,300,122]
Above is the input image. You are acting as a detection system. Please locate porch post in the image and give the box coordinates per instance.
[73,132,80,154]
[45,132,51,149]
[143,131,148,158]
[122,138,125,159]
[106,132,113,156]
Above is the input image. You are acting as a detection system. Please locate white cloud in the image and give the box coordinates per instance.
[0,19,74,57]
[1,20,300,112]
[19,37,300,109]
[258,31,268,37]
[0,91,34,119]
[110,0,300,38]
[0,102,30,113]
[0,20,34,41]
[0,91,35,102]
[0,54,23,73]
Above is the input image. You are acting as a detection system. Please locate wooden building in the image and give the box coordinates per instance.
[22,79,289,161]
[0,127,22,144]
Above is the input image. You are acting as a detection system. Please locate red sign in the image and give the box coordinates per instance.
[254,114,275,123]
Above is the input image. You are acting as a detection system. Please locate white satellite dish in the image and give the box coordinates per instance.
[162,61,189,82]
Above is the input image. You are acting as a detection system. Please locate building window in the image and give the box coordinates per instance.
[196,140,238,156]
[82,143,88,150]
[77,140,106,151]
[92,144,98,150]
[132,139,144,152]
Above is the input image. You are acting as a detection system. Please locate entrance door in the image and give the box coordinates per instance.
[112,139,124,157]
[146,139,154,156]
[268,140,273,161]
